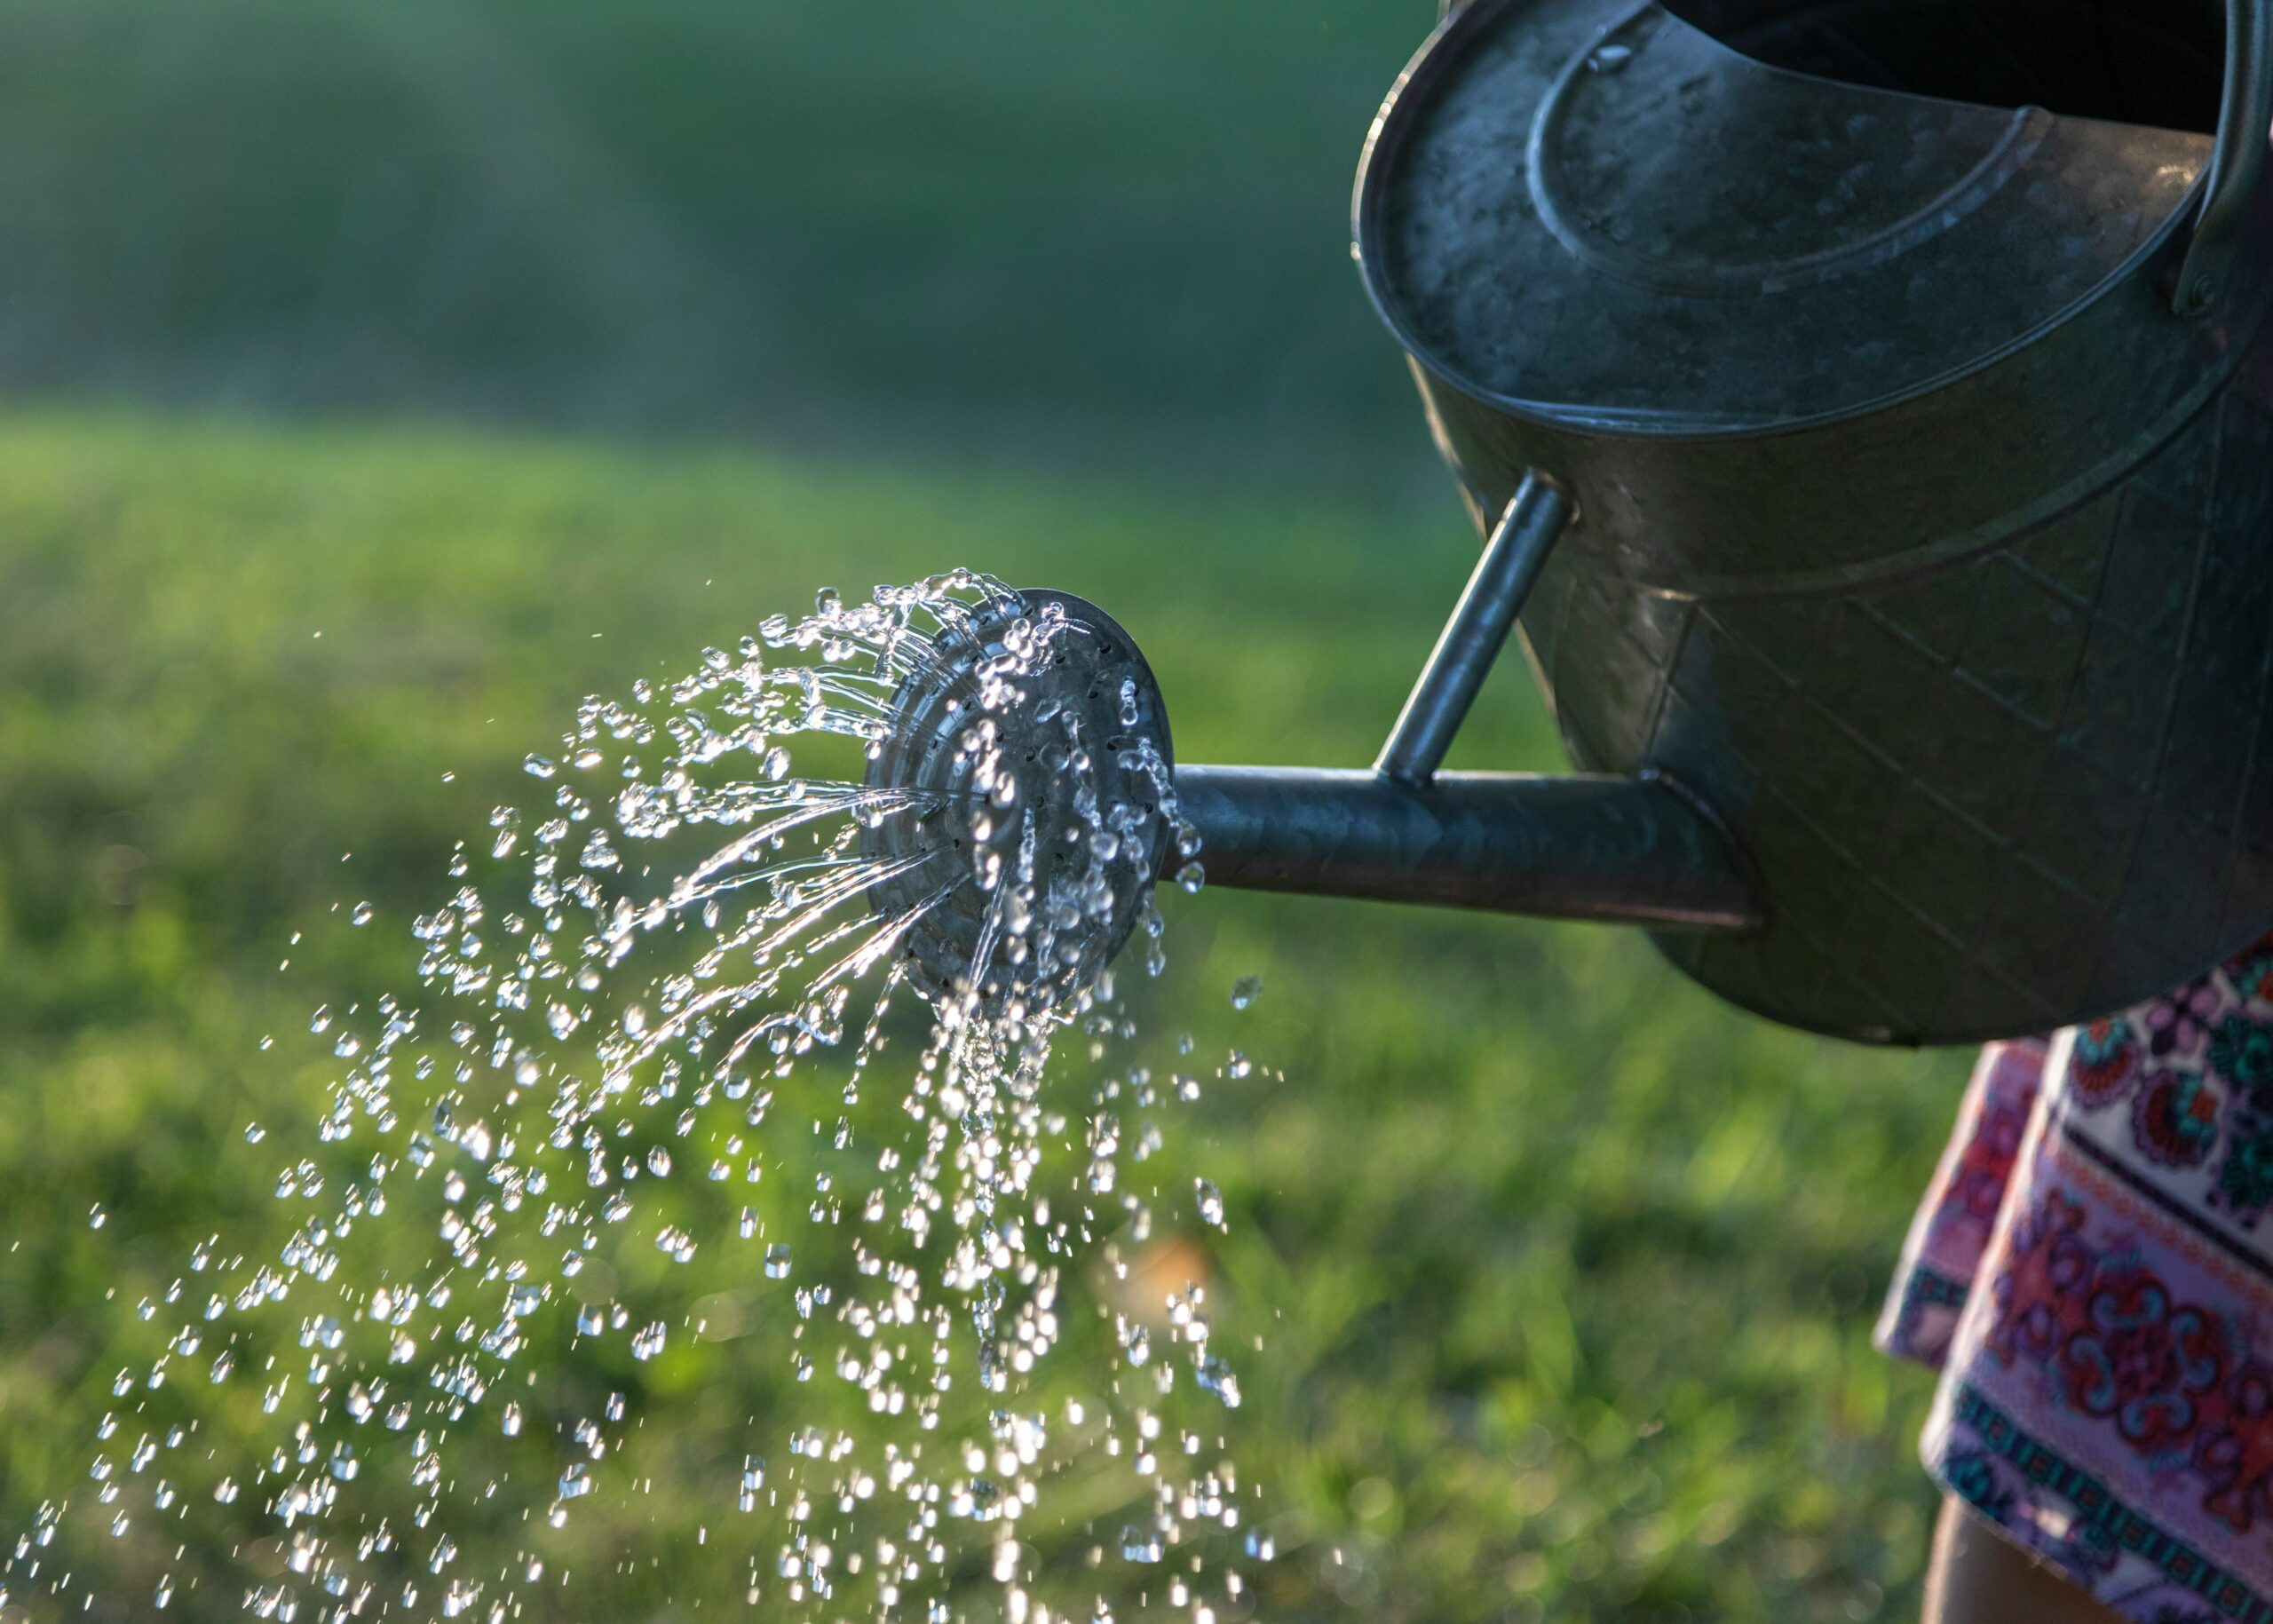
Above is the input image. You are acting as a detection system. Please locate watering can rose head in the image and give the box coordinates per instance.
[860,588,1177,1025]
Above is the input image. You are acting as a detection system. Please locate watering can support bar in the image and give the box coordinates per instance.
[1161,765,1764,932]
[1154,467,1759,934]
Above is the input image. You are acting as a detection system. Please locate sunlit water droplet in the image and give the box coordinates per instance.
[1195,1178,1226,1230]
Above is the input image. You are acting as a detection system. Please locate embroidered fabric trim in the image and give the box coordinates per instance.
[1881,936,2273,1620]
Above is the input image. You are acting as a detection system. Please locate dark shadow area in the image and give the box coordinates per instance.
[1662,0,2225,131]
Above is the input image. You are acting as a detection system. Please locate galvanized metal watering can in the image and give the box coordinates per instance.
[875,0,2273,1046]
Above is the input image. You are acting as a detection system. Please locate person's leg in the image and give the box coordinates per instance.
[1921,1496,2124,1623]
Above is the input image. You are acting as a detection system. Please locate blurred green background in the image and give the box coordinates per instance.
[0,2,1971,1620]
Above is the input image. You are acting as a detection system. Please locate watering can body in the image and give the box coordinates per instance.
[869,0,2273,1045]
[1335,0,2273,1044]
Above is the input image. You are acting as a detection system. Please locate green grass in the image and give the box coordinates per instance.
[0,410,1968,1622]
[0,0,1439,497]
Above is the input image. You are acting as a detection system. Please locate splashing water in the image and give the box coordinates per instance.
[5,573,1275,1624]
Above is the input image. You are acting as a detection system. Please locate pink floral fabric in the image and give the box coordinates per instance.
[1879,934,2273,1621]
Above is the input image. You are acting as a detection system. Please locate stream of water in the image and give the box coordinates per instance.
[4,574,1267,1623]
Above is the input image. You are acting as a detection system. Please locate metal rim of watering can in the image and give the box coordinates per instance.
[860,587,1173,1019]
[1431,0,2271,305]
[1374,0,2273,443]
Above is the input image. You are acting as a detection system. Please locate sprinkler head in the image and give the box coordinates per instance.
[862,587,1172,1018]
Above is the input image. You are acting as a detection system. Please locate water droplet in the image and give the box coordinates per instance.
[1229,975,1262,1010]
[1176,861,1205,894]
[764,1244,792,1279]
[1195,1179,1226,1230]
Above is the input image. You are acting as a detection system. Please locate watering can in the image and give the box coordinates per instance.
[873,0,2273,1046]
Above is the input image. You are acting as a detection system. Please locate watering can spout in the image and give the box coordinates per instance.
[1164,765,1762,931]
[861,472,1758,1020]
[1160,472,1762,933]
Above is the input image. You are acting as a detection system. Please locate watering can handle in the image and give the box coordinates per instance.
[2173,0,2273,315]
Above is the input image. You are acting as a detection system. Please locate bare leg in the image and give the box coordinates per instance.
[1922,1496,2124,1623]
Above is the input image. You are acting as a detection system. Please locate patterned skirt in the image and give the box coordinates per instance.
[1879,934,2273,1620]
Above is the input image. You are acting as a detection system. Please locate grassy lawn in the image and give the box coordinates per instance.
[0,0,1440,496]
[0,410,1968,1622]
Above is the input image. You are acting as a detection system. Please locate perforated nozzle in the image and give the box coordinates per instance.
[861,588,1173,1019]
